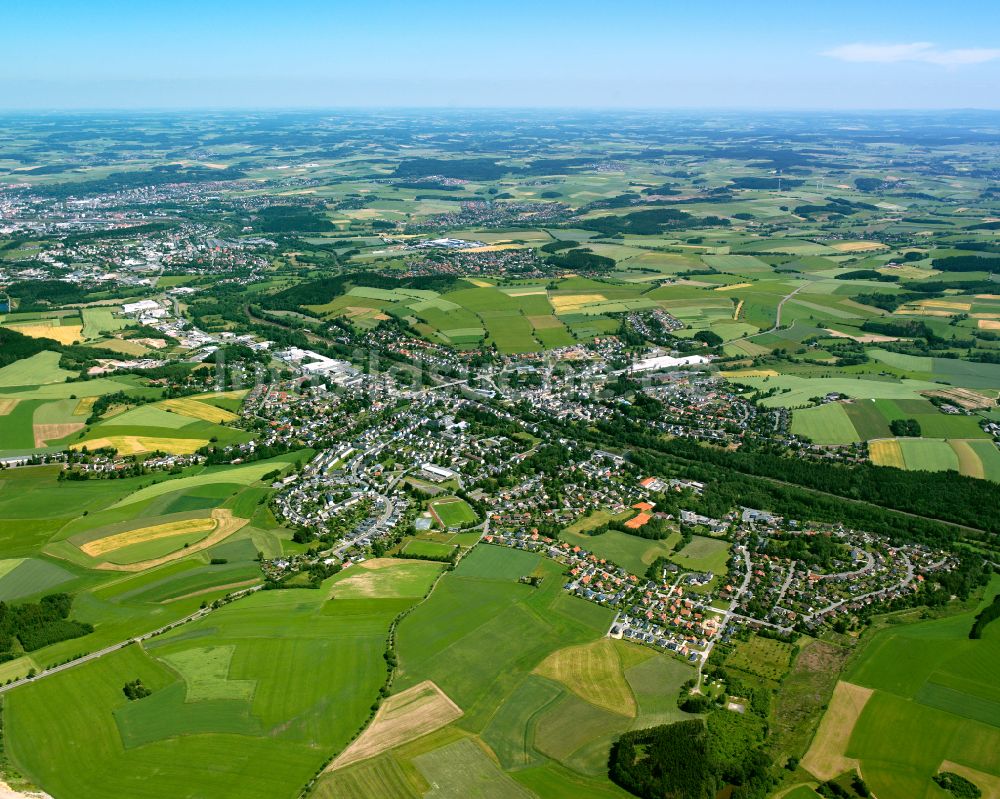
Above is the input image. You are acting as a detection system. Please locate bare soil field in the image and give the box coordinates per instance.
[33,422,84,447]
[330,680,463,769]
[801,681,873,781]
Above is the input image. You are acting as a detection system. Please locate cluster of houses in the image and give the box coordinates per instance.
[482,528,726,664]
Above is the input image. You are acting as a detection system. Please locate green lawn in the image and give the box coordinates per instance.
[428,497,477,528]
[671,535,731,575]
[560,528,678,577]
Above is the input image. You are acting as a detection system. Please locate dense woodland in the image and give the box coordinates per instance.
[0,595,92,663]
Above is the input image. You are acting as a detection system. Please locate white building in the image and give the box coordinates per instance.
[421,463,457,482]
[122,299,160,315]
[629,354,710,373]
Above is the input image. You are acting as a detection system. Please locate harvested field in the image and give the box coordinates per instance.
[94,510,248,572]
[72,436,210,455]
[824,329,897,343]
[527,314,563,329]
[33,422,84,447]
[0,779,51,799]
[464,244,520,253]
[801,681,873,781]
[869,439,904,468]
[534,638,638,717]
[950,440,985,479]
[714,282,752,291]
[922,388,996,410]
[160,398,237,423]
[6,323,83,345]
[81,516,217,558]
[720,369,779,378]
[330,681,462,769]
[830,242,887,252]
[920,300,972,311]
[0,399,19,416]
[550,294,606,313]
[979,320,1000,331]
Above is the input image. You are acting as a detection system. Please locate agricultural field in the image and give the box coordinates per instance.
[0,451,303,681]
[801,578,1000,798]
[4,563,425,799]
[307,545,697,799]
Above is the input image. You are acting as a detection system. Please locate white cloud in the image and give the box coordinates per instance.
[823,42,1000,66]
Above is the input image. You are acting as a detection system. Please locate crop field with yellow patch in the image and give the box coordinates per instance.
[830,241,888,252]
[869,439,905,468]
[33,422,84,447]
[80,516,218,558]
[549,293,607,313]
[801,681,873,781]
[160,397,238,423]
[72,435,210,455]
[5,322,84,344]
[93,509,248,571]
[533,638,650,717]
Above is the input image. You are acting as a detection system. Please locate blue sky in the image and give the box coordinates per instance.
[3,0,999,109]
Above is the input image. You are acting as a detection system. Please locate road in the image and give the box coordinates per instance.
[743,281,810,339]
[405,379,468,398]
[804,552,914,622]
[0,584,264,695]
[695,546,752,688]
[773,560,797,608]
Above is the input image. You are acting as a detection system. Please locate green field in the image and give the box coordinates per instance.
[383,545,695,794]
[804,578,1000,799]
[0,351,75,387]
[110,458,296,508]
[559,528,678,577]
[81,307,130,340]
[402,539,457,559]
[5,567,422,798]
[671,535,731,575]
[0,557,76,600]
[428,497,477,528]
[791,403,861,445]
